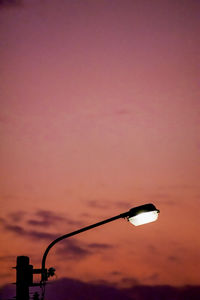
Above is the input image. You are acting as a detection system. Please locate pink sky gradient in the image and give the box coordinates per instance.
[0,0,200,290]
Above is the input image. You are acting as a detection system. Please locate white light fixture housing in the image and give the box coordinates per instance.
[128,203,160,226]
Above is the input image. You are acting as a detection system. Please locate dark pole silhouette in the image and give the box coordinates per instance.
[16,256,33,300]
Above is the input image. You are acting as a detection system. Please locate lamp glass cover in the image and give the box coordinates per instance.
[129,210,158,226]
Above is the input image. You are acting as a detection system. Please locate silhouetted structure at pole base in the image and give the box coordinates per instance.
[16,256,33,300]
[15,256,42,300]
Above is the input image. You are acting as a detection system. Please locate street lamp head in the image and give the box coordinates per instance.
[127,203,160,226]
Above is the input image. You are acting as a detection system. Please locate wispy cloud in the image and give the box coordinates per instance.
[3,208,83,231]
[2,277,200,300]
[147,244,158,254]
[56,240,91,260]
[87,200,108,209]
[120,276,140,287]
[0,217,6,224]
[27,209,65,227]
[114,201,133,209]
[143,272,160,283]
[2,216,113,261]
[88,243,113,250]
[56,240,113,261]
[168,255,180,263]
[26,209,83,228]
[110,271,122,276]
[4,224,25,235]
[8,211,26,222]
[4,223,57,241]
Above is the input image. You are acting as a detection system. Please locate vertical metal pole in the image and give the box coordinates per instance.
[16,256,31,300]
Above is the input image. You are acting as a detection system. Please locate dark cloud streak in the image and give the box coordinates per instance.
[56,240,113,261]
[56,240,91,260]
[8,211,26,222]
[3,223,58,241]
[1,278,200,300]
[88,243,113,250]
[27,209,65,227]
[26,209,83,228]
[3,220,113,261]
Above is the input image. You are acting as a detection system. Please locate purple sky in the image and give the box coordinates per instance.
[0,0,200,296]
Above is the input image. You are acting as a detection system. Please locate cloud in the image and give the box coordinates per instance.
[110,271,122,276]
[4,224,25,235]
[3,213,113,262]
[0,217,6,225]
[121,276,140,287]
[3,209,81,242]
[88,243,113,250]
[0,284,15,300]
[26,209,83,228]
[44,278,133,300]
[27,219,49,226]
[27,209,65,227]
[8,211,26,222]
[56,240,113,261]
[147,244,158,254]
[63,217,84,227]
[3,223,57,241]
[5,208,83,231]
[143,272,160,283]
[56,239,91,260]
[5,209,67,228]
[114,201,133,209]
[1,277,200,300]
[3,217,112,261]
[28,230,58,240]
[87,200,108,209]
[168,255,180,263]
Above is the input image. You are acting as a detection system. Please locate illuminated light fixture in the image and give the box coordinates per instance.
[128,203,160,226]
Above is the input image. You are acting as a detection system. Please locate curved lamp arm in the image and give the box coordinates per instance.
[41,203,159,282]
[41,211,128,282]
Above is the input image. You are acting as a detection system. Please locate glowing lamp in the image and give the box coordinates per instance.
[128,203,159,226]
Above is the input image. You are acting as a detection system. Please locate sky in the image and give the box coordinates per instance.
[0,0,200,297]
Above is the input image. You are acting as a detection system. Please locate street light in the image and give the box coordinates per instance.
[41,203,160,282]
[15,203,160,300]
[128,203,159,226]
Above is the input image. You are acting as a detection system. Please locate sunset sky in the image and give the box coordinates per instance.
[0,0,200,295]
